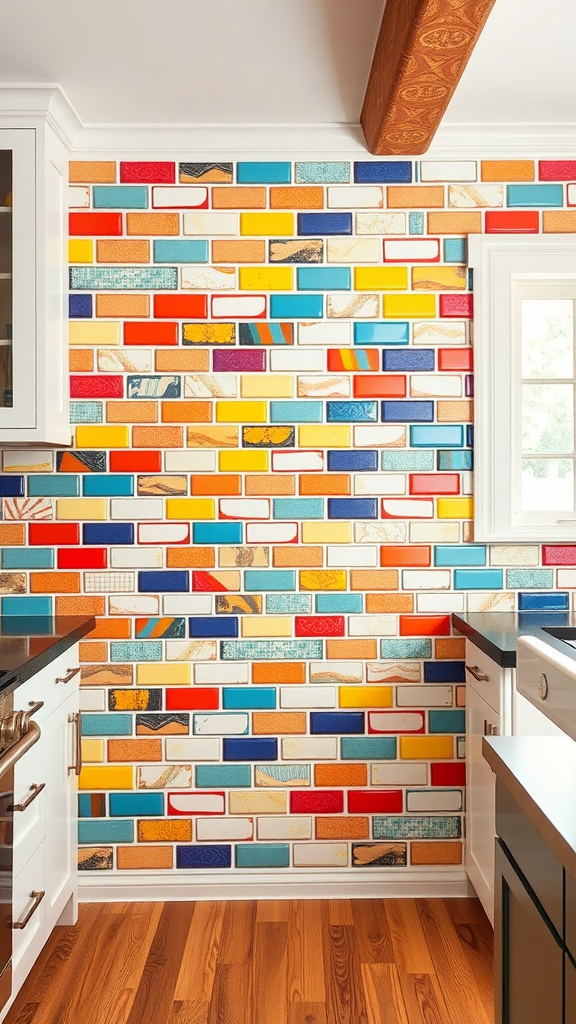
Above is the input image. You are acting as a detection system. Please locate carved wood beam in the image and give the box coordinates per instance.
[360,0,498,155]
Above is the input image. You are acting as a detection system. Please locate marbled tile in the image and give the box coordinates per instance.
[297,375,349,398]
[257,816,312,840]
[327,294,379,319]
[356,212,406,235]
[327,238,381,264]
[293,844,348,867]
[352,843,407,867]
[269,239,323,263]
[448,184,503,207]
[254,764,310,787]
[218,546,269,568]
[228,791,287,814]
[137,765,193,789]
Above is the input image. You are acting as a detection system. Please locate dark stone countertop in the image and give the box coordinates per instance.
[452,611,576,668]
[0,616,95,696]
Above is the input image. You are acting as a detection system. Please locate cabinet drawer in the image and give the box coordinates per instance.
[12,733,46,868]
[12,672,46,724]
[12,841,46,991]
[44,647,80,712]
[465,641,501,713]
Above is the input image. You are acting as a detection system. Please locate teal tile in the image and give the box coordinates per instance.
[355,322,409,346]
[409,212,425,234]
[154,240,209,263]
[410,426,464,448]
[270,401,323,423]
[83,475,134,497]
[245,571,296,592]
[437,450,473,471]
[429,710,465,733]
[434,547,486,567]
[110,641,163,662]
[223,688,276,710]
[273,498,324,520]
[444,238,467,263]
[382,450,434,471]
[373,816,461,839]
[296,162,350,184]
[196,764,252,788]
[110,793,163,816]
[256,764,309,785]
[506,569,554,589]
[235,844,290,868]
[237,162,291,183]
[82,714,132,736]
[266,594,312,613]
[2,548,54,569]
[1,597,52,615]
[381,639,432,659]
[507,183,563,207]
[93,186,149,208]
[69,267,178,290]
[316,594,363,613]
[270,295,323,319]
[70,402,103,424]
[297,267,351,290]
[78,820,134,843]
[221,640,323,660]
[454,569,502,589]
[28,475,80,497]
[341,737,397,760]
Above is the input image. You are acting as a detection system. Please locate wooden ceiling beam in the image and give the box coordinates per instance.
[360,0,498,155]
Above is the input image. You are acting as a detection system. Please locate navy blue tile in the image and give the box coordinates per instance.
[83,523,134,545]
[383,401,435,422]
[176,845,232,869]
[424,661,465,683]
[69,294,93,318]
[327,498,378,519]
[466,425,474,447]
[189,617,239,638]
[223,738,278,761]
[327,401,378,422]
[310,712,365,734]
[518,592,569,611]
[518,612,569,630]
[0,475,24,497]
[382,349,435,371]
[298,213,353,236]
[138,571,189,592]
[354,161,412,183]
[327,450,379,472]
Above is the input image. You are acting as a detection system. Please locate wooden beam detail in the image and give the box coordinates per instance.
[361,0,498,155]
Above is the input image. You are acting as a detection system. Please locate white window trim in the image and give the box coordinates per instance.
[469,234,576,543]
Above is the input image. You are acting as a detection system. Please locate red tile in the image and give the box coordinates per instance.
[120,161,176,184]
[347,790,403,813]
[167,792,224,815]
[166,688,219,710]
[192,572,232,593]
[353,374,406,398]
[439,293,473,318]
[70,375,124,398]
[369,711,425,734]
[69,212,123,236]
[542,545,576,565]
[153,295,208,319]
[290,791,344,814]
[380,546,431,567]
[409,474,460,495]
[327,349,379,372]
[109,451,162,472]
[124,322,178,346]
[294,616,345,637]
[438,348,473,371]
[485,211,539,233]
[57,548,107,570]
[399,615,451,636]
[539,161,576,180]
[431,762,465,786]
[29,523,80,546]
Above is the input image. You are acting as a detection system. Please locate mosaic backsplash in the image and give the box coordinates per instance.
[3,155,576,874]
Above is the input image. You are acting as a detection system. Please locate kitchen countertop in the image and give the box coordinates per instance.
[483,735,576,883]
[452,611,576,667]
[0,616,95,695]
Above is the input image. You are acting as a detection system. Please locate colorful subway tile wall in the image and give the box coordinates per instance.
[6,156,576,875]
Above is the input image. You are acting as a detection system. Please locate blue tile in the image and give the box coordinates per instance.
[437,450,473,470]
[70,401,103,424]
[518,592,569,611]
[273,498,324,519]
[429,710,466,734]
[78,820,134,843]
[153,239,209,263]
[296,162,350,183]
[196,765,251,788]
[297,267,351,290]
[28,475,80,497]
[507,183,563,207]
[270,400,322,423]
[81,714,132,736]
[310,712,364,734]
[138,571,189,592]
[298,213,353,236]
[424,661,465,683]
[83,474,134,497]
[111,641,163,662]
[1,548,54,570]
[128,375,181,398]
[237,162,291,183]
[466,425,473,448]
[507,569,554,589]
[223,738,278,761]
[235,844,289,868]
[69,267,178,291]
[409,212,425,235]
[69,294,93,318]
[435,546,487,567]
[354,161,412,184]
[327,498,378,519]
[316,594,363,613]
[244,570,296,592]
[0,475,24,496]
[223,688,276,710]
[354,322,409,346]
[221,640,322,660]
[342,737,397,759]
[454,569,502,589]
[382,401,434,422]
[0,615,52,635]
[444,238,467,263]
[327,450,378,472]
[109,792,164,816]
[266,594,312,614]
[84,523,134,545]
[327,401,377,422]
[1,597,52,616]
[189,617,238,638]
[382,349,434,371]
[410,425,464,448]
[518,612,569,629]
[137,618,185,639]
[270,294,323,319]
[382,451,434,471]
[93,185,149,208]
[373,816,461,839]
[381,639,432,659]
[177,845,232,869]
[193,522,243,545]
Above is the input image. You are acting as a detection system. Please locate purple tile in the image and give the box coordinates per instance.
[213,350,267,372]
[465,375,474,397]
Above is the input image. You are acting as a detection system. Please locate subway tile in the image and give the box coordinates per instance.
[354,161,412,183]
[179,162,233,183]
[293,844,348,867]
[269,239,324,263]
[222,640,323,660]
[240,213,294,236]
[448,184,503,207]
[507,183,563,207]
[237,162,291,183]
[196,765,251,788]
[296,162,350,183]
[153,239,209,263]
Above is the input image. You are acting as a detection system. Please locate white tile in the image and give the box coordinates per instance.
[168,792,225,814]
[327,293,379,319]
[410,374,462,398]
[557,569,576,587]
[298,321,351,346]
[489,545,540,566]
[166,641,217,661]
[193,713,248,735]
[371,763,427,786]
[461,472,473,495]
[229,791,287,814]
[2,450,53,473]
[297,375,349,398]
[413,322,466,346]
[152,186,208,209]
[396,685,453,707]
[137,765,192,788]
[409,522,460,543]
[212,295,266,318]
[383,239,440,262]
[568,183,576,206]
[354,425,406,448]
[349,615,396,636]
[69,185,90,208]
[327,186,384,208]
[84,571,135,593]
[449,184,504,208]
[282,737,338,760]
[270,349,324,372]
[293,843,348,867]
[272,450,323,472]
[182,266,237,290]
[457,737,466,759]
[184,374,237,398]
[109,596,160,615]
[466,591,515,612]
[416,593,465,613]
[197,818,254,841]
[356,212,406,235]
[310,661,363,684]
[166,737,220,761]
[280,686,336,708]
[354,474,406,496]
[98,349,152,372]
[220,498,270,520]
[164,595,212,615]
[246,522,298,544]
[383,498,433,519]
[110,498,163,520]
[367,661,421,683]
[257,816,312,840]
[369,711,425,733]
[195,662,249,685]
[110,547,163,569]
[79,689,106,711]
[406,790,463,812]
[327,545,378,567]
[138,523,190,544]
[355,522,407,543]
[419,160,477,182]
[184,212,238,235]
[402,569,451,590]
[165,450,216,472]
[326,238,381,263]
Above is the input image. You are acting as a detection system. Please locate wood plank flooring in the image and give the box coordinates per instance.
[5,898,493,1024]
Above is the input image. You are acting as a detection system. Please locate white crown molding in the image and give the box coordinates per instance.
[0,83,82,148]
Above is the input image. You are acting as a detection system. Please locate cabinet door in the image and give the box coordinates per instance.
[466,682,500,924]
[43,687,79,935]
[566,955,576,1024]
[494,840,563,1024]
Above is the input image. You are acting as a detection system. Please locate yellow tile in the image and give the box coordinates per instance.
[339,687,393,708]
[239,267,293,291]
[240,213,294,237]
[382,294,436,319]
[56,499,108,521]
[241,617,292,637]
[299,425,350,448]
[240,376,293,398]
[78,766,134,790]
[302,522,351,544]
[216,401,267,423]
[299,570,348,591]
[82,739,105,763]
[411,266,467,291]
[183,323,235,346]
[69,239,93,263]
[437,497,474,519]
[166,498,215,520]
[75,425,129,448]
[354,267,408,291]
[399,736,454,760]
[229,791,288,814]
[69,321,121,346]
[219,450,268,472]
[136,663,191,686]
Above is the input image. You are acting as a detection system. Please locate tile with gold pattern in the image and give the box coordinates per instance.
[216,594,263,615]
[137,475,188,496]
[78,847,113,871]
[81,664,133,687]
[218,546,269,568]
[352,842,407,866]
[135,713,189,735]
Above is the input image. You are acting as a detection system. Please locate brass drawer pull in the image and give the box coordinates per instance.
[13,890,45,930]
[465,664,490,683]
[56,666,81,685]
[68,712,82,776]
[9,782,45,813]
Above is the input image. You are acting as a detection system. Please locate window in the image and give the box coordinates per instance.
[469,236,576,542]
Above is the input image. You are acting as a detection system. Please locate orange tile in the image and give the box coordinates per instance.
[30,572,80,594]
[212,240,266,263]
[316,817,369,840]
[543,211,576,232]
[245,475,295,496]
[69,350,94,372]
[427,211,482,235]
[161,401,212,424]
[273,547,323,568]
[186,426,239,448]
[95,294,150,318]
[108,739,162,762]
[437,400,473,422]
[133,426,183,448]
[481,160,535,181]
[191,475,241,496]
[253,712,306,734]
[106,401,158,423]
[0,524,25,546]
[166,547,216,568]
[69,161,116,183]
[366,593,414,613]
[350,570,398,591]
[252,663,306,685]
[212,187,266,209]
[155,350,210,372]
[117,846,173,870]
[387,186,444,208]
[299,475,351,496]
[79,642,108,663]
[81,664,133,686]
[326,640,377,660]
[87,619,131,640]
[315,764,367,787]
[138,820,192,842]
[96,239,150,263]
[410,842,462,865]
[435,637,466,659]
[399,615,450,636]
[270,187,324,209]
[57,595,105,616]
[126,213,179,235]
[380,546,430,567]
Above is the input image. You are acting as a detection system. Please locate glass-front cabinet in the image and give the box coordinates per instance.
[0,148,13,406]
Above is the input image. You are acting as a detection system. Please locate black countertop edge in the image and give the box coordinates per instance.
[483,735,576,884]
[0,616,95,697]
[452,613,516,667]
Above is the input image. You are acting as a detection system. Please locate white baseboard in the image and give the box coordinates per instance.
[79,868,475,903]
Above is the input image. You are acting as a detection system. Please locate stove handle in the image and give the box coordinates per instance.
[466,665,490,683]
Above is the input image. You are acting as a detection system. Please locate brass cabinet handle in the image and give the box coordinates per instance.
[9,782,45,813]
[12,890,45,930]
[0,722,40,782]
[56,666,81,685]
[483,719,498,736]
[466,664,490,683]
[68,712,82,776]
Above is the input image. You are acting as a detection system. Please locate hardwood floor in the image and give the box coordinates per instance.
[5,898,493,1024]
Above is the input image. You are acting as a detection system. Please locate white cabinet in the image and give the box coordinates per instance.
[466,681,500,925]
[44,686,79,934]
